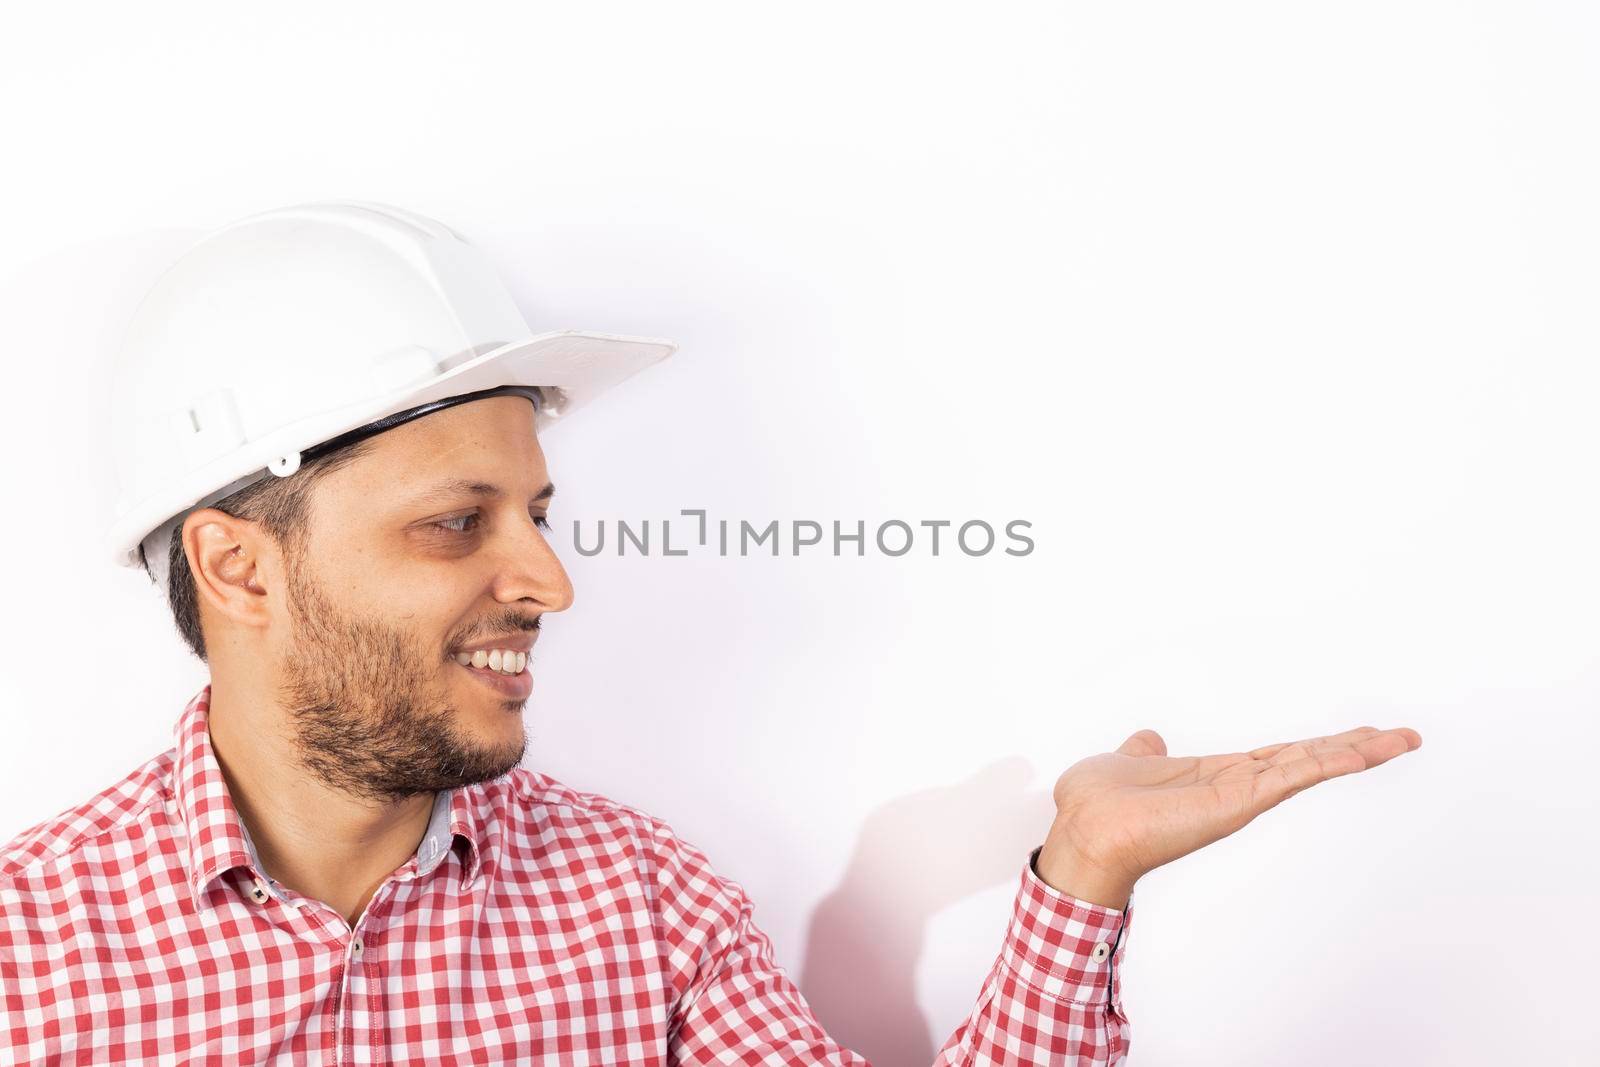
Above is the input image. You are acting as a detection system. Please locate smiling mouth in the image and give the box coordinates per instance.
[452,655,534,700]
[451,650,528,676]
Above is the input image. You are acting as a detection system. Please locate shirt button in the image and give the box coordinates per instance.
[352,936,364,960]
[1091,941,1111,962]
[249,878,271,904]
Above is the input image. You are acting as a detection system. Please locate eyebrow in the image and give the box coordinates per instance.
[405,479,555,505]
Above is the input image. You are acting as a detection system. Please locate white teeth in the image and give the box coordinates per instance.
[456,648,527,675]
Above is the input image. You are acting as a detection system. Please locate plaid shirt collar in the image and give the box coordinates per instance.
[171,683,489,910]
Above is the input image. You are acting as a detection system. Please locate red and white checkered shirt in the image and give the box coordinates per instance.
[0,684,1133,1064]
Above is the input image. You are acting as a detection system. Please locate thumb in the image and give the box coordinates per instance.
[1116,729,1167,757]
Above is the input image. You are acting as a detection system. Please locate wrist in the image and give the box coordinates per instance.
[1034,834,1137,910]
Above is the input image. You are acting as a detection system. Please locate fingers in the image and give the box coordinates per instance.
[1111,725,1422,792]
[1258,745,1368,803]
[1388,727,1423,751]
[1347,728,1423,766]
[1251,726,1421,809]
[1261,727,1420,768]
[1187,725,1418,782]
[1247,726,1380,761]
[1116,729,1167,758]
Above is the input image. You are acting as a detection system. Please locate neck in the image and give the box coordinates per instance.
[206,678,437,927]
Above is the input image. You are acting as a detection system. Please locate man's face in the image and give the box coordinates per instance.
[271,395,574,804]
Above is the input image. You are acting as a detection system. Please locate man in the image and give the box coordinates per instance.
[0,202,1421,1065]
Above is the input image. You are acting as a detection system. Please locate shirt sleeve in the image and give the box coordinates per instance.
[657,820,1134,1067]
[930,845,1133,1065]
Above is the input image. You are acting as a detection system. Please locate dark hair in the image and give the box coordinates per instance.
[138,438,376,662]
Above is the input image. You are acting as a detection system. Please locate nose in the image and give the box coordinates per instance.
[491,513,575,614]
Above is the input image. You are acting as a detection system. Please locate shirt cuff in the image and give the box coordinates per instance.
[999,844,1134,1012]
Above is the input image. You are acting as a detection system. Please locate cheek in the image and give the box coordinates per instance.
[395,573,483,651]
[330,560,470,645]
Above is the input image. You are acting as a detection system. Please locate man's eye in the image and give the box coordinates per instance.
[432,512,550,535]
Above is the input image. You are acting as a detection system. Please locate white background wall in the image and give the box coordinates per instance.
[2,3,1595,1063]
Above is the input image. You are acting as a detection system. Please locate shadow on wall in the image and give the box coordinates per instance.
[798,756,1055,1065]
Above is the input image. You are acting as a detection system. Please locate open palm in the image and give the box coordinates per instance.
[1043,725,1424,899]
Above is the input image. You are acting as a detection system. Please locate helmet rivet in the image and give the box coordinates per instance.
[269,452,302,477]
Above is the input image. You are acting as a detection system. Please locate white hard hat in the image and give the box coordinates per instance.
[106,199,676,588]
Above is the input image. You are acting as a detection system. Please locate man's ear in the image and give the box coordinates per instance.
[184,508,276,630]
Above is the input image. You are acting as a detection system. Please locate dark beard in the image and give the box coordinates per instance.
[277,552,527,806]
